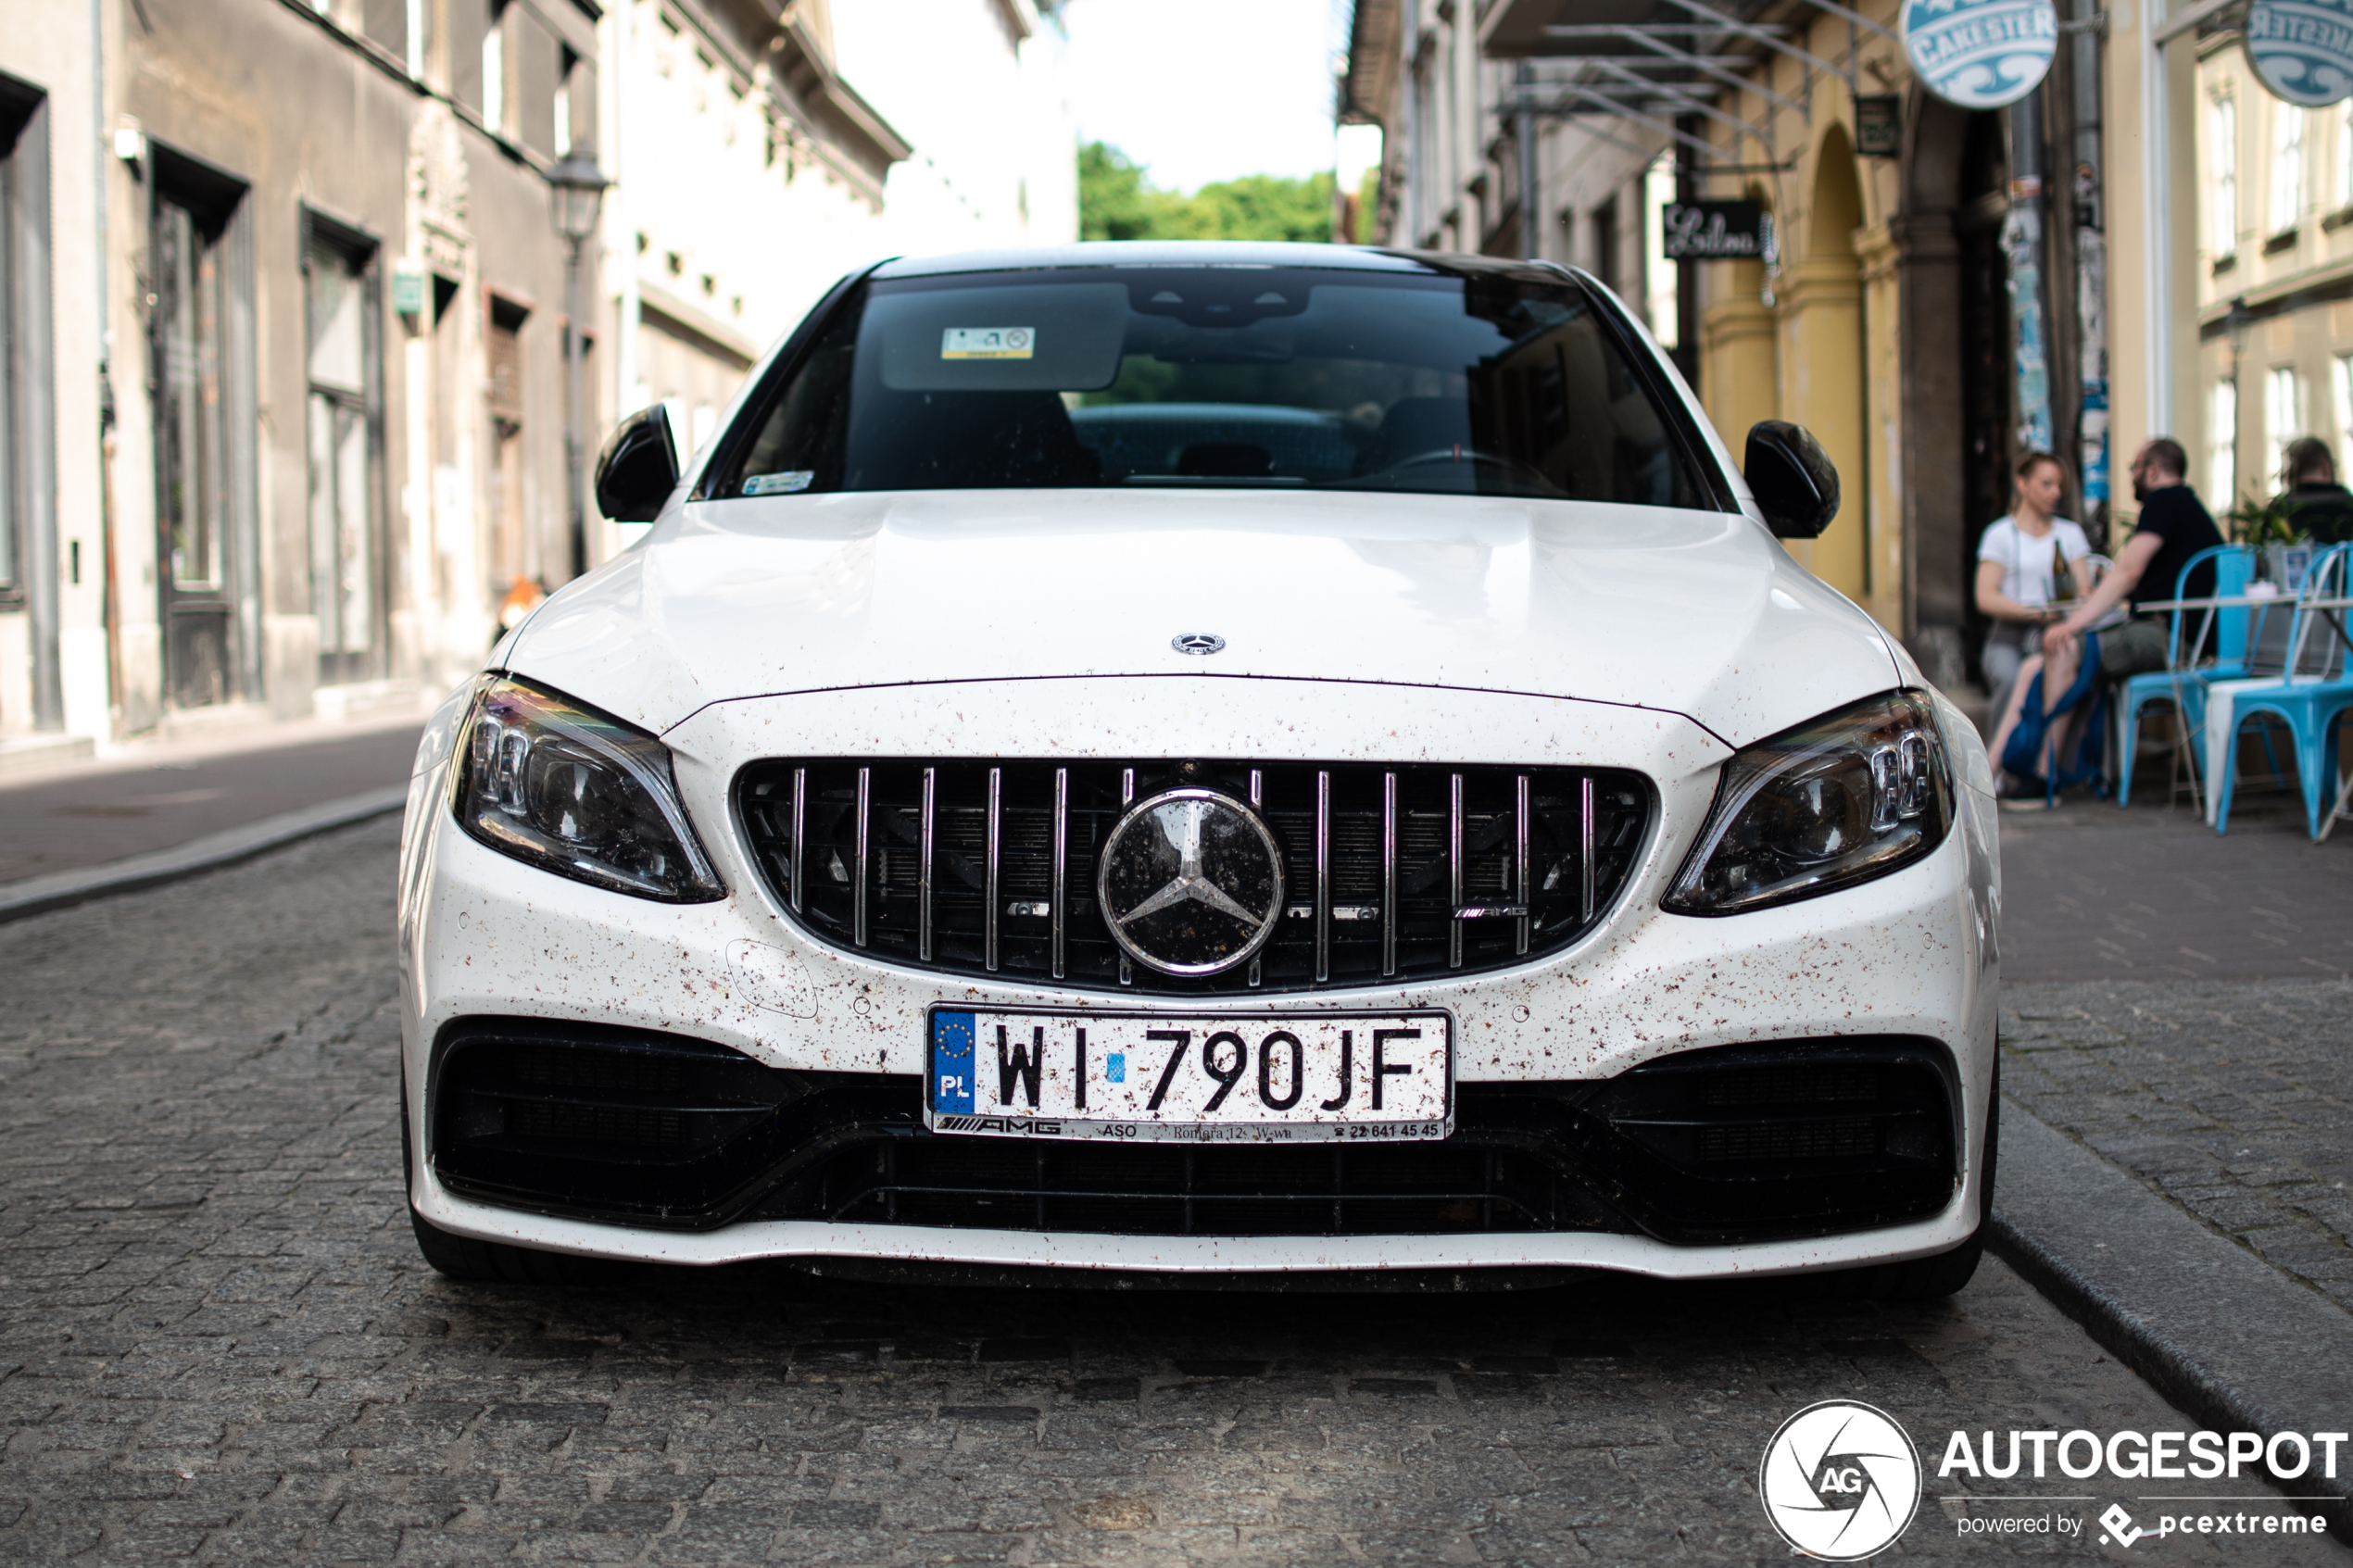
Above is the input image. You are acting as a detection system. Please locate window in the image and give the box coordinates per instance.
[305,222,381,683]
[148,147,255,713]
[1592,198,1619,292]
[482,4,507,135]
[2334,354,2353,480]
[721,261,1725,509]
[2340,103,2353,209]
[1642,157,1680,350]
[2209,95,2238,256]
[2211,378,2238,508]
[2272,105,2306,232]
[2267,364,2303,490]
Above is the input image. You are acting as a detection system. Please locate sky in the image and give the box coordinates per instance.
[1061,0,1361,194]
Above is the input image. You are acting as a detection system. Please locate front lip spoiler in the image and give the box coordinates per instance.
[409,1182,1980,1279]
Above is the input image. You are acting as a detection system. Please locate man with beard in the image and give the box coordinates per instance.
[1984,438,2225,799]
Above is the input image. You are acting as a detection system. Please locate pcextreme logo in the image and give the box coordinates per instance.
[1759,1399,1925,1560]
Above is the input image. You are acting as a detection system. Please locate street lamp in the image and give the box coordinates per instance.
[548,150,610,581]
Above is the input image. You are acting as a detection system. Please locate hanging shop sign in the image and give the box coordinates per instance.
[1900,0,2059,110]
[2245,0,2353,107]
[1661,201,1770,261]
[1854,94,1904,157]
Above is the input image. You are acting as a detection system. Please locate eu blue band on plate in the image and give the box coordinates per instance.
[932,1012,976,1112]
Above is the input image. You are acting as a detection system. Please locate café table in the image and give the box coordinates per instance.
[2133,593,2353,822]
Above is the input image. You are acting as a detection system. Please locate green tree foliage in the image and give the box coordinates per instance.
[1079,142,1334,244]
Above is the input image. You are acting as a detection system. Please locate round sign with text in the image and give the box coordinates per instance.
[2246,0,2353,107]
[1901,0,2058,109]
[1758,1399,1922,1561]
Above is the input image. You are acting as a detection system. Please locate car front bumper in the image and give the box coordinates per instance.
[398,676,1999,1279]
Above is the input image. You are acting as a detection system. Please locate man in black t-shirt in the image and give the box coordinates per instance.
[1984,439,2227,799]
[2044,437,2226,677]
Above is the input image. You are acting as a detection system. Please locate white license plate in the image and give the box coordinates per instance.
[925,1009,1453,1143]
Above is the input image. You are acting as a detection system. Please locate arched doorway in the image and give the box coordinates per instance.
[1780,126,1868,599]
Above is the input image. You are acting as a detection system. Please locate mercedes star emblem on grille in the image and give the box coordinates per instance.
[1096,788,1286,975]
[1171,633,1226,655]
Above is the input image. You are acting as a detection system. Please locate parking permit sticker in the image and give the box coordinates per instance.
[742,470,814,495]
[941,326,1034,360]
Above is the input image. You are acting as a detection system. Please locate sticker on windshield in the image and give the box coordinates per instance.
[941,326,1034,360]
[742,470,814,495]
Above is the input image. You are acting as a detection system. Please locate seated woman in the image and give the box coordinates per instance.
[1976,451,2093,734]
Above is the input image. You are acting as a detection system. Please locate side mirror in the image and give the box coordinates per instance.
[594,404,680,523]
[1744,420,1841,539]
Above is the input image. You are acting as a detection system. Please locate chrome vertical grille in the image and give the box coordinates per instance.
[735,760,1650,997]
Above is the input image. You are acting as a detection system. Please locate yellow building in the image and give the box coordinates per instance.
[1349,0,2143,701]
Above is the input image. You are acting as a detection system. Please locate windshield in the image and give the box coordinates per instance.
[717,263,1727,508]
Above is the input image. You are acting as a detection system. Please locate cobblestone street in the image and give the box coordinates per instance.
[0,822,2324,1565]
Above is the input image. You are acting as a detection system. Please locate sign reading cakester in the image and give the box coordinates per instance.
[2246,0,2353,107]
[1900,0,2058,109]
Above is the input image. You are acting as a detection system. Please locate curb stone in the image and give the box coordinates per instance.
[0,783,411,924]
[1988,1101,2353,1542]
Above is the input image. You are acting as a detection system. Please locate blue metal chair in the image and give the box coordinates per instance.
[2209,544,2353,837]
[2115,545,2254,807]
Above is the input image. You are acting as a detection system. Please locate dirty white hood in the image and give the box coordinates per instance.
[507,487,1902,748]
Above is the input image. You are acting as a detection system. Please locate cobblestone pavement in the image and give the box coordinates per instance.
[2002,980,2353,1318]
[1997,792,2353,983]
[0,822,2328,1565]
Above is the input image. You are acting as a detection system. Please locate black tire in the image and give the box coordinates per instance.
[1807,1054,1998,1303]
[399,1065,636,1286]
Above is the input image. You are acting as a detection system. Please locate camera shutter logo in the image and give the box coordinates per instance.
[1757,1400,1922,1560]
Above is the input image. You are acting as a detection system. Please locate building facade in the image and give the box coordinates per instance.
[1348,0,2132,699]
[2192,41,2353,516]
[0,0,1074,759]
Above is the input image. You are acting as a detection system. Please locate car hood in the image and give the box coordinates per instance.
[508,487,1901,748]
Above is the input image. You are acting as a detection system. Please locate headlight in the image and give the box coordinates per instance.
[453,676,724,902]
[1662,691,1953,916]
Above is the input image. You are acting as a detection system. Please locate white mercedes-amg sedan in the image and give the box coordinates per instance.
[396,242,2000,1297]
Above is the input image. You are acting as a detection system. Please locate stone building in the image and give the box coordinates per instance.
[0,0,1074,759]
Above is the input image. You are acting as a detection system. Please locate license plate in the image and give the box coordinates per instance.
[925,1009,1453,1142]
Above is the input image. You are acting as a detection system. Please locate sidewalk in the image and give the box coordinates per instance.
[0,717,425,888]
[1989,784,2353,1535]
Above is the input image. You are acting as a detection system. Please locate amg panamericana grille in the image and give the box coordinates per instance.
[734,760,1649,996]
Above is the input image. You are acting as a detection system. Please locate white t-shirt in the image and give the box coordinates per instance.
[1977,516,2092,608]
